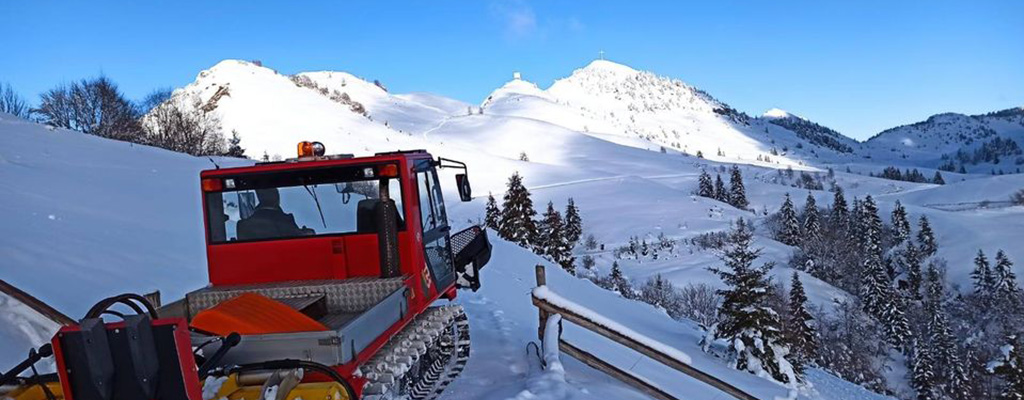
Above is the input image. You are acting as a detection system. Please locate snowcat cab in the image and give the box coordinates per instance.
[0,143,491,400]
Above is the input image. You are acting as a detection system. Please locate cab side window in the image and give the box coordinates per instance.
[417,170,448,231]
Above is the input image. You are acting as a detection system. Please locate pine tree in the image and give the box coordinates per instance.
[860,196,885,313]
[640,274,677,312]
[729,165,749,209]
[498,172,537,247]
[922,263,969,400]
[698,170,714,197]
[861,196,910,348]
[536,201,563,256]
[787,272,816,376]
[224,130,246,157]
[777,193,801,246]
[484,193,501,231]
[711,218,795,383]
[830,186,849,228]
[564,197,583,248]
[994,335,1024,400]
[891,200,911,244]
[932,171,945,185]
[537,202,575,275]
[610,260,624,282]
[714,174,727,202]
[971,249,993,295]
[903,242,923,300]
[911,342,938,400]
[609,261,633,298]
[851,197,865,248]
[992,250,1020,301]
[917,216,937,258]
[802,193,821,243]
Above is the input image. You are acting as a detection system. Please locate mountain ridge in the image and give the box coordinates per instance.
[164,59,1022,175]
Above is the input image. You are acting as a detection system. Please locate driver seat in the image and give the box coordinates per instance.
[356,199,405,233]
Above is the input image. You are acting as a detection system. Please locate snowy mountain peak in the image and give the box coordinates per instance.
[196,59,275,80]
[763,108,796,119]
[578,59,639,76]
[482,76,549,106]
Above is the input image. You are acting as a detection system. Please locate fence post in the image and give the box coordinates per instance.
[535,264,548,341]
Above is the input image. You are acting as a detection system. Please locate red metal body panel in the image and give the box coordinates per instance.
[51,318,202,400]
[199,151,459,394]
[207,232,416,285]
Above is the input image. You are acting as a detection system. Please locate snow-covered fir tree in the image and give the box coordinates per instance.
[851,197,865,248]
[902,242,924,300]
[861,195,910,348]
[777,193,801,246]
[564,197,583,248]
[932,171,946,185]
[993,335,1024,400]
[711,218,795,383]
[786,272,816,377]
[918,216,937,258]
[728,165,749,209]
[911,342,938,400]
[891,200,911,244]
[802,192,821,244]
[537,202,574,275]
[971,249,993,296]
[536,202,564,254]
[922,263,969,400]
[606,260,633,298]
[639,274,677,313]
[484,193,501,231]
[698,170,714,197]
[714,174,727,203]
[992,250,1020,302]
[498,172,537,247]
[225,130,245,157]
[816,298,889,392]
[830,186,849,228]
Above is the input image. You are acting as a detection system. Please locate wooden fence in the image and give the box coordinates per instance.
[531,265,758,400]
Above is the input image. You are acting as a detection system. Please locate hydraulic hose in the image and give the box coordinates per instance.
[197,333,241,378]
[84,293,159,320]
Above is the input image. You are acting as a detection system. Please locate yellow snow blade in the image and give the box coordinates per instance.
[4,382,64,400]
[206,374,351,400]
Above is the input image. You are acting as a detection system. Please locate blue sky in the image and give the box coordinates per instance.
[1,1,1021,140]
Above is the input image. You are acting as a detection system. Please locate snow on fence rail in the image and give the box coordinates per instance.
[530,265,758,400]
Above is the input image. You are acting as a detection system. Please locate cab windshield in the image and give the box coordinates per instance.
[205,165,404,243]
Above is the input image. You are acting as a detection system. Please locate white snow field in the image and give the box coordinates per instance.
[1,58,1022,399]
[0,291,60,372]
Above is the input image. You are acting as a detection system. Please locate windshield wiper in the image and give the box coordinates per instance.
[304,184,328,229]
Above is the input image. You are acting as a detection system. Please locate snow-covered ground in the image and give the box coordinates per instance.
[1,58,1022,399]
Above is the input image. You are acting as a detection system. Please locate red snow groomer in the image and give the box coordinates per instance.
[1,143,492,400]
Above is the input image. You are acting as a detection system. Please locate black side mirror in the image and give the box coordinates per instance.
[455,173,472,202]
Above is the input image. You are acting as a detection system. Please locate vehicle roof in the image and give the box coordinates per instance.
[200,149,432,178]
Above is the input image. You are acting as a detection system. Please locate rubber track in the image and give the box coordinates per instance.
[359,305,470,400]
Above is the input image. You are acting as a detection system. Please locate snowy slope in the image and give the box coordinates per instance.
[298,71,459,134]
[0,111,890,400]
[170,60,426,161]
[481,60,913,174]
[761,108,859,154]
[861,108,1024,170]
[482,61,821,168]
[0,291,60,372]
[0,112,221,317]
